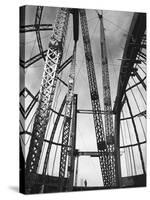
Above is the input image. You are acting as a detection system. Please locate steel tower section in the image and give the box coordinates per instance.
[80,9,111,187]
[98,13,117,186]
[58,43,77,191]
[25,8,70,176]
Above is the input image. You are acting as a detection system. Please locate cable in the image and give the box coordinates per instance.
[103,16,130,35]
[106,37,120,104]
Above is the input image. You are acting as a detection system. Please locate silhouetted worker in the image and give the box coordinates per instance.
[84,179,87,187]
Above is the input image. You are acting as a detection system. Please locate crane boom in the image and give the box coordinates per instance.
[58,43,77,191]
[25,8,70,178]
[80,9,111,187]
[98,12,117,186]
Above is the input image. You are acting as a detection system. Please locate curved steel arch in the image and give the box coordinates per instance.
[113,12,146,184]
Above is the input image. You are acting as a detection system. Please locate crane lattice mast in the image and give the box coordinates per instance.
[80,9,112,187]
[25,8,70,188]
[58,42,77,191]
[98,12,117,186]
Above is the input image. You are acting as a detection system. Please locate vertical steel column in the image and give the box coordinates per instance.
[66,94,78,191]
[19,140,25,193]
[74,153,79,187]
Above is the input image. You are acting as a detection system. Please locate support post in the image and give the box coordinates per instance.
[75,154,79,187]
[66,94,78,191]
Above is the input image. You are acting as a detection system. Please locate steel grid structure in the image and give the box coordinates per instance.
[19,6,146,193]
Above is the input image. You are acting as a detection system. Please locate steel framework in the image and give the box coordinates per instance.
[25,8,70,191]
[19,7,146,193]
[20,24,53,33]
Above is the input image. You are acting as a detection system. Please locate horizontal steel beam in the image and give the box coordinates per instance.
[77,151,114,157]
[20,131,71,148]
[20,24,53,33]
[120,141,146,149]
[77,109,113,114]
[120,110,146,120]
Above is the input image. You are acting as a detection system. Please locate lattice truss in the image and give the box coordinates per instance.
[20,6,146,189]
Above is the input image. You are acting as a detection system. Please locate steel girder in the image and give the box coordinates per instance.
[113,13,146,113]
[20,24,53,33]
[66,94,77,191]
[20,88,39,119]
[113,13,146,182]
